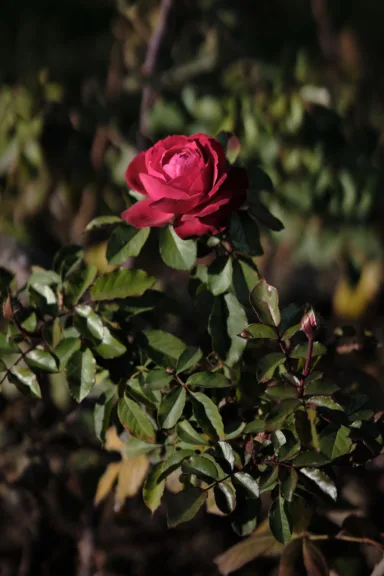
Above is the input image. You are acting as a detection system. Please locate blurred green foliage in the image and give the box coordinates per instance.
[2,0,384,292]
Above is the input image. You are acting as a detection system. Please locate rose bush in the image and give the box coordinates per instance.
[122,133,248,238]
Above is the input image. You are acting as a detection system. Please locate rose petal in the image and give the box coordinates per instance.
[150,193,201,213]
[139,173,191,202]
[173,215,219,239]
[186,173,228,216]
[126,152,148,194]
[121,199,172,228]
[146,135,191,180]
[189,134,227,184]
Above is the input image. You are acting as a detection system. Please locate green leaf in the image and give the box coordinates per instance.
[29,284,57,306]
[176,420,209,446]
[9,366,41,398]
[125,378,160,408]
[248,199,284,232]
[28,267,61,287]
[21,311,37,333]
[66,349,96,402]
[94,392,115,443]
[265,399,300,432]
[266,383,297,400]
[272,430,287,452]
[53,245,83,278]
[244,418,265,434]
[118,396,156,442]
[91,269,156,301]
[186,372,231,388]
[279,304,303,336]
[25,348,58,373]
[224,293,248,367]
[0,359,6,372]
[231,486,260,536]
[143,329,187,368]
[225,421,246,440]
[143,463,165,514]
[0,333,20,355]
[232,258,260,306]
[269,496,292,544]
[94,326,127,359]
[214,481,237,514]
[182,454,220,481]
[307,407,321,452]
[190,391,225,440]
[207,256,233,296]
[176,347,203,374]
[276,431,300,462]
[259,467,279,493]
[294,451,330,467]
[159,226,197,271]
[85,215,122,231]
[300,468,337,501]
[257,352,286,382]
[54,338,81,370]
[158,386,186,429]
[230,212,263,256]
[75,304,104,341]
[248,167,274,194]
[145,368,173,390]
[64,265,97,306]
[167,486,207,527]
[319,425,352,460]
[307,396,343,411]
[125,437,161,458]
[290,342,327,359]
[233,472,260,498]
[240,323,278,340]
[157,449,195,482]
[217,441,235,470]
[209,296,230,360]
[280,468,298,502]
[106,224,150,264]
[304,378,339,396]
[250,279,281,327]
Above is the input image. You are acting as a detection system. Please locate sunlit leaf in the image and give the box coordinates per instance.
[158,386,186,429]
[159,226,197,270]
[190,391,225,440]
[66,348,96,402]
[118,395,156,442]
[269,495,292,544]
[91,269,156,300]
[250,279,281,327]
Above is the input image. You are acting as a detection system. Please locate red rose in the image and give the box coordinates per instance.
[121,133,248,239]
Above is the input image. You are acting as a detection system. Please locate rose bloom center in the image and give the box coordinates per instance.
[162,149,198,179]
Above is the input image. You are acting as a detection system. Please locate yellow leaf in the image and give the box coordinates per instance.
[94,462,121,506]
[104,426,125,455]
[115,455,150,511]
[333,261,382,319]
[214,521,284,575]
[165,468,184,494]
[302,539,329,576]
[206,487,226,517]
[85,242,116,274]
